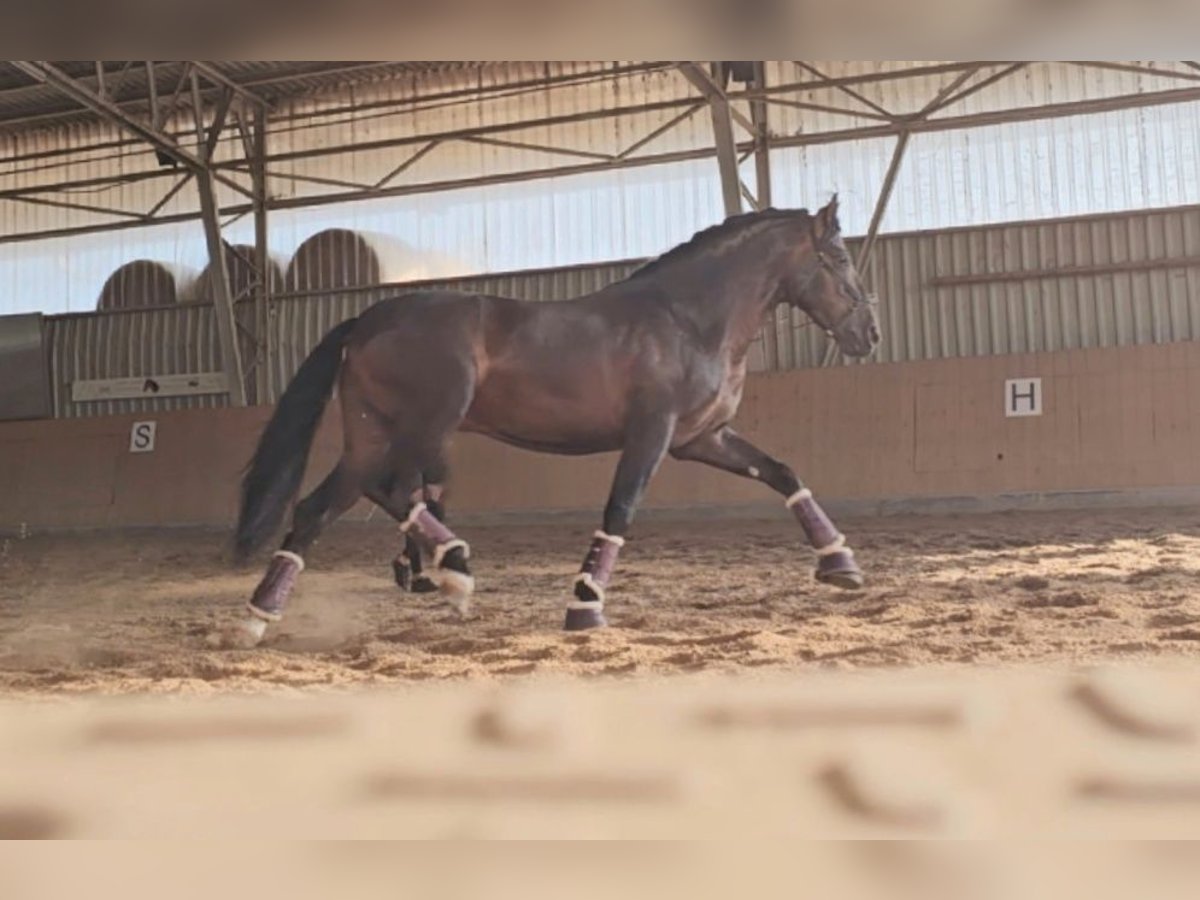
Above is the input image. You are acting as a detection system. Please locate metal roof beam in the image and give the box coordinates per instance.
[677,62,758,137]
[1068,61,1200,85]
[189,62,270,109]
[918,63,1027,118]
[11,61,204,170]
[4,79,1200,246]
[678,62,745,217]
[791,61,895,119]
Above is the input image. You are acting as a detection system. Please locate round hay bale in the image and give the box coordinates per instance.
[96,260,192,311]
[192,243,283,305]
[284,228,430,293]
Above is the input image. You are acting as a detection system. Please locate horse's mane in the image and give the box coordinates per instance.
[630,207,813,279]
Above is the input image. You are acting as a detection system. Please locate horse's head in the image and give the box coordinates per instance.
[788,195,880,359]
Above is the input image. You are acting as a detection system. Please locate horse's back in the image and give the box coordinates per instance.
[355,289,484,331]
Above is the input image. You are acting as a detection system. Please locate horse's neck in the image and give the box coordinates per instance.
[661,247,787,356]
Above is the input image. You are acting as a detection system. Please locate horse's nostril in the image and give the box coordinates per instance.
[869,324,880,343]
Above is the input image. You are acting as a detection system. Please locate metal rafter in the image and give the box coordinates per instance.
[12,61,204,170]
[226,166,372,193]
[678,62,745,217]
[0,62,984,135]
[254,62,978,134]
[921,63,1028,117]
[3,66,1200,247]
[205,89,235,158]
[916,66,983,117]
[1067,61,1200,85]
[144,173,194,218]
[189,61,270,109]
[616,103,705,159]
[11,61,253,203]
[761,95,893,124]
[676,62,758,137]
[0,193,145,220]
[371,140,442,190]
[791,61,894,119]
[457,134,614,163]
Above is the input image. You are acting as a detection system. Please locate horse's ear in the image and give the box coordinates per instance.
[815,193,841,239]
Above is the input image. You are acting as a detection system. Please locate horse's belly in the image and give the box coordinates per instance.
[462,378,625,455]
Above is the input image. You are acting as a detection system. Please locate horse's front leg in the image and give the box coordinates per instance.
[671,427,863,589]
[565,413,676,631]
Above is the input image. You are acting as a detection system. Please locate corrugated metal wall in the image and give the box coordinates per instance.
[47,303,227,417]
[46,204,1200,418]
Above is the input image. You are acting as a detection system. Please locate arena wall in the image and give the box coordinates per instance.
[2,339,1198,533]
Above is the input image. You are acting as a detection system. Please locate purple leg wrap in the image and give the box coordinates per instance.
[788,491,841,549]
[565,532,623,631]
[786,489,863,589]
[579,536,621,592]
[402,504,456,552]
[248,552,303,621]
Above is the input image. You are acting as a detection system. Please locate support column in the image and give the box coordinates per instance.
[749,62,772,210]
[678,62,744,218]
[196,167,248,407]
[856,128,910,272]
[822,128,910,368]
[748,61,779,372]
[708,76,743,219]
[251,105,271,406]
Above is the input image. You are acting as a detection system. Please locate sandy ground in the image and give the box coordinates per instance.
[4,507,1200,843]
[1,506,1199,694]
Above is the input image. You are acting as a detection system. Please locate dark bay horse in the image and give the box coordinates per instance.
[231,196,879,646]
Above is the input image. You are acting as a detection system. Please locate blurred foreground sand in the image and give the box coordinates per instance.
[3,663,1200,840]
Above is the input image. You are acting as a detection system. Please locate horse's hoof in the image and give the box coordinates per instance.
[392,557,412,590]
[214,616,268,649]
[411,574,439,594]
[816,570,865,591]
[437,569,475,618]
[815,549,863,590]
[563,606,608,631]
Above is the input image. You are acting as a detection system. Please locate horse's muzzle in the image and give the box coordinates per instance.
[834,302,880,359]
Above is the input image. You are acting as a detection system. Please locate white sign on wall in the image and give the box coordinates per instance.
[129,420,157,453]
[1004,378,1043,417]
[72,372,228,404]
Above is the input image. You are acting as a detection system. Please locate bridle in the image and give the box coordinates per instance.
[798,219,877,337]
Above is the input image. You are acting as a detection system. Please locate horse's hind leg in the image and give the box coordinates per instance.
[235,459,372,646]
[392,477,447,595]
[371,465,474,616]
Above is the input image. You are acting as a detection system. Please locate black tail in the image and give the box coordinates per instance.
[233,317,358,562]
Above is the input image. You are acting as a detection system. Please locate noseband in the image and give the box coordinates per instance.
[800,221,876,336]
